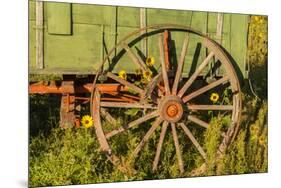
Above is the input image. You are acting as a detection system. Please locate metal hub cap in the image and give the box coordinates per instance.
[167,104,178,117]
[158,96,184,123]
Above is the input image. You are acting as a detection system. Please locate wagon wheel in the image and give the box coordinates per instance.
[90,24,241,175]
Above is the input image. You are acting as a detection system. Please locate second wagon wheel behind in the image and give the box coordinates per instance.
[90,24,241,175]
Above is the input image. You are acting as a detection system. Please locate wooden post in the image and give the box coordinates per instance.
[216,13,224,43]
[60,81,76,129]
[36,1,44,69]
[140,8,147,57]
[215,13,224,75]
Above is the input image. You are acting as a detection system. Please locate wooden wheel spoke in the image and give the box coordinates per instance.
[172,34,189,95]
[159,33,171,95]
[105,110,159,138]
[152,121,168,172]
[106,72,145,95]
[178,123,206,159]
[100,101,157,109]
[178,52,215,97]
[171,123,184,173]
[100,107,117,125]
[188,104,233,111]
[143,72,162,99]
[132,118,163,158]
[103,92,141,101]
[182,76,229,103]
[92,89,111,153]
[100,95,138,103]
[122,42,147,71]
[188,115,209,129]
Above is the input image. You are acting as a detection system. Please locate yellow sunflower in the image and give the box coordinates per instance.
[118,70,127,80]
[142,69,153,81]
[81,115,93,128]
[146,56,155,67]
[210,93,219,103]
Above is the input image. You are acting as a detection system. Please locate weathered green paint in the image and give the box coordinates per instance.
[230,14,249,77]
[29,1,249,78]
[47,3,72,35]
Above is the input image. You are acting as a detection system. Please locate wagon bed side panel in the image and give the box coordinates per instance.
[29,1,248,78]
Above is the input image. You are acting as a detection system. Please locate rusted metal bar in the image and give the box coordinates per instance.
[159,32,171,95]
[163,30,170,70]
[29,82,129,94]
[74,96,90,101]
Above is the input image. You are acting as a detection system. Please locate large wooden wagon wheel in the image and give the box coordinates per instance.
[90,24,241,175]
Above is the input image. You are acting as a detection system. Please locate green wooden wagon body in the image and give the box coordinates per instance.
[29,1,249,78]
[29,1,251,173]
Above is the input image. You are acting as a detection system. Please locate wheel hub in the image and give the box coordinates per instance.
[158,96,185,123]
[167,104,178,117]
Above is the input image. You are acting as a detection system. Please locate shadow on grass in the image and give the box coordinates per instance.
[29,94,61,138]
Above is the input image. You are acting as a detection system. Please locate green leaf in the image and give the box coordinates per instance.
[124,108,139,116]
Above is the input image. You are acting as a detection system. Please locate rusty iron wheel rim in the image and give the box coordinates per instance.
[90,24,242,175]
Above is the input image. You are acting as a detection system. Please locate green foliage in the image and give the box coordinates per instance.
[214,101,268,175]
[204,116,224,175]
[124,108,140,116]
[247,15,268,99]
[29,127,125,187]
[29,74,62,82]
[197,99,267,176]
